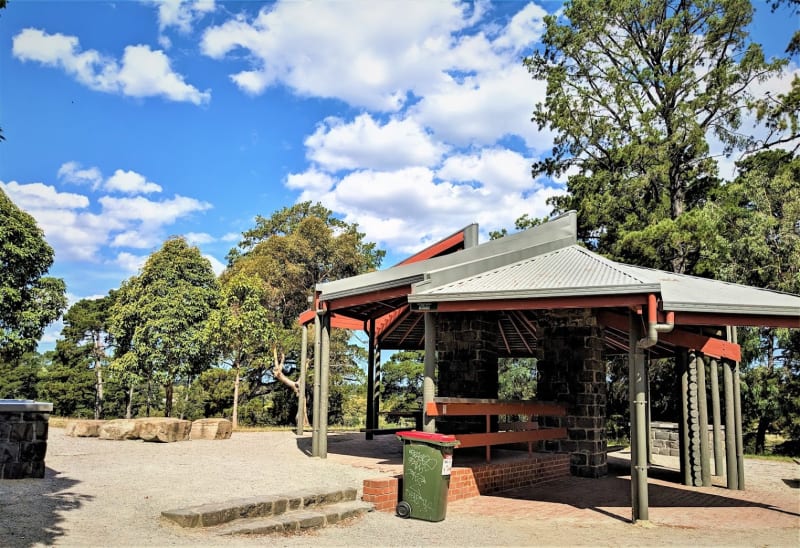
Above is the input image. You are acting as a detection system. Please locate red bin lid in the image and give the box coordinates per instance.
[396,430,457,443]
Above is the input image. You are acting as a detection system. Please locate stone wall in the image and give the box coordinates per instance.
[0,407,50,479]
[436,312,499,434]
[650,421,724,457]
[535,309,607,478]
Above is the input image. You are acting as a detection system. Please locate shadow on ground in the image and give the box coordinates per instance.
[0,467,91,547]
[495,451,800,524]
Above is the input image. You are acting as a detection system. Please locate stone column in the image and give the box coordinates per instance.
[436,312,499,434]
[536,309,607,478]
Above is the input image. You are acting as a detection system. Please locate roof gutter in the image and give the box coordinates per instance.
[638,293,675,349]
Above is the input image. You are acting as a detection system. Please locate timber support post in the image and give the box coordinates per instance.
[366,318,376,440]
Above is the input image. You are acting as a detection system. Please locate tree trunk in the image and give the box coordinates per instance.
[126,385,134,419]
[164,382,174,417]
[271,347,309,428]
[755,415,769,454]
[93,333,104,420]
[146,379,152,417]
[232,364,240,430]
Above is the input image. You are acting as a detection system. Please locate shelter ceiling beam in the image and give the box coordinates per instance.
[598,311,742,362]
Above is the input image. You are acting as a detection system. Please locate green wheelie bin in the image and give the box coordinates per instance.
[395,431,460,522]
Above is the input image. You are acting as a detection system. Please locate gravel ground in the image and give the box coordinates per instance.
[1,428,798,547]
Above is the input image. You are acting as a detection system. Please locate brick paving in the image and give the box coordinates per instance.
[327,433,800,532]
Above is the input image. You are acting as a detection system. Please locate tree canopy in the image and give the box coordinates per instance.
[1,188,67,362]
[526,0,788,273]
[109,237,218,417]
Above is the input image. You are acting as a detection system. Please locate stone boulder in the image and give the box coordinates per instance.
[190,418,233,440]
[64,419,105,437]
[137,417,191,443]
[99,419,141,440]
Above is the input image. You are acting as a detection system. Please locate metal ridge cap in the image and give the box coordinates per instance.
[408,283,661,302]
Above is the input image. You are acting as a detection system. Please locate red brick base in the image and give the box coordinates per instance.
[362,453,570,512]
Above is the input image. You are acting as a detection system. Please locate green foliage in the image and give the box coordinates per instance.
[108,237,219,417]
[223,202,383,425]
[61,294,115,418]
[381,350,424,412]
[0,351,44,399]
[0,189,67,361]
[498,358,538,400]
[526,0,785,273]
[36,341,95,417]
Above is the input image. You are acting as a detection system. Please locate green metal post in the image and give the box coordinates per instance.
[366,318,376,440]
[423,312,436,433]
[319,312,330,458]
[311,312,322,457]
[709,358,723,476]
[723,358,738,489]
[733,361,745,490]
[629,313,648,522]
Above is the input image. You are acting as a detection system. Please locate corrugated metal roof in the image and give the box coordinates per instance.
[409,245,800,319]
[317,211,577,302]
[620,264,800,316]
[414,245,656,299]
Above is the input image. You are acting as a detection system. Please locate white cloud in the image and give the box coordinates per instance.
[203,254,226,276]
[12,28,210,105]
[184,231,215,245]
[57,161,103,189]
[150,0,216,34]
[201,0,472,110]
[113,252,148,273]
[99,194,211,224]
[290,160,565,254]
[116,45,210,104]
[2,178,212,262]
[220,232,241,242]
[1,180,89,210]
[305,114,448,172]
[491,2,548,52]
[285,170,336,194]
[105,169,163,194]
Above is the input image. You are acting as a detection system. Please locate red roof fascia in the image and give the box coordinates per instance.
[396,231,465,265]
[297,309,365,330]
[673,312,799,329]
[326,285,412,312]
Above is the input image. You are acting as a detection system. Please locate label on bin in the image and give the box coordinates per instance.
[442,454,453,475]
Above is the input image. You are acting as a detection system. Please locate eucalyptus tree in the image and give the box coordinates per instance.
[526,0,789,274]
[204,272,275,428]
[226,202,384,425]
[0,189,67,362]
[109,237,218,417]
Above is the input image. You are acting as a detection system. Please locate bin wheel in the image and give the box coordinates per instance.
[396,501,412,518]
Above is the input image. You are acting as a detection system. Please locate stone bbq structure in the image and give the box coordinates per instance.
[0,400,52,479]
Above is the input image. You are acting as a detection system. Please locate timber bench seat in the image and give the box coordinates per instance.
[426,397,568,462]
[360,409,422,436]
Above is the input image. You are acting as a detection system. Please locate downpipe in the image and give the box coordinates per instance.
[638,294,675,348]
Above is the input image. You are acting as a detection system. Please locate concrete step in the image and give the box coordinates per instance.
[216,500,374,536]
[162,487,359,528]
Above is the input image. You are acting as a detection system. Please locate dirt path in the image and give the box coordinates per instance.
[1,429,797,546]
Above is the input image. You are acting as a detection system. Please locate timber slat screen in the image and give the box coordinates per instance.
[426,397,568,462]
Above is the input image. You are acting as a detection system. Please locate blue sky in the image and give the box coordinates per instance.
[0,1,797,347]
